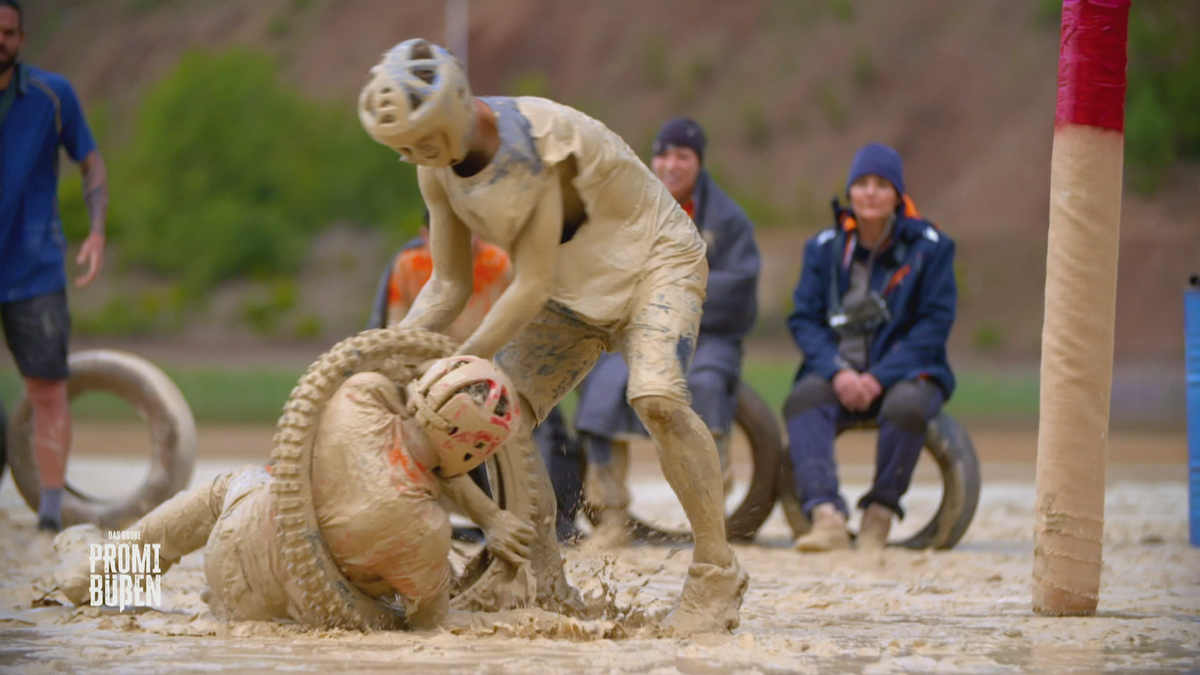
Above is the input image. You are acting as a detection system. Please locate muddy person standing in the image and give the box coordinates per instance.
[0,0,109,533]
[569,118,761,547]
[358,39,748,635]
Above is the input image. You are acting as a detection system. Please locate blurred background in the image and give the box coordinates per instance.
[1,0,1196,444]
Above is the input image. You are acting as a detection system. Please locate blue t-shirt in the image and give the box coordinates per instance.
[0,63,97,303]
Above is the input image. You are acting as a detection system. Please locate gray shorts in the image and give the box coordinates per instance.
[1,290,70,380]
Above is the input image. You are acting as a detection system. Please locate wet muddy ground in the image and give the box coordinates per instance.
[0,425,1196,674]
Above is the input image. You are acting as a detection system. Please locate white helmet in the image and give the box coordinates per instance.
[358,39,475,167]
[405,356,519,478]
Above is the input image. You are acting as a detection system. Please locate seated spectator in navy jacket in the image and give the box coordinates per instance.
[566,118,762,547]
[785,142,956,553]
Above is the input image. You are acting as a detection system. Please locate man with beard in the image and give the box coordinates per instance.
[0,0,109,533]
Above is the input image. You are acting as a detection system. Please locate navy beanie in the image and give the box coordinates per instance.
[845,142,905,197]
[653,117,706,163]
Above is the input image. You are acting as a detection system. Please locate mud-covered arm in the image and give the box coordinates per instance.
[440,474,534,565]
[400,171,473,334]
[455,172,563,359]
[441,474,503,524]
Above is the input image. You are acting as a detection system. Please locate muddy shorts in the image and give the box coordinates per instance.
[495,260,707,425]
[1,290,70,380]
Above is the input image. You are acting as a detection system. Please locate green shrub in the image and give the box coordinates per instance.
[292,313,324,340]
[853,47,877,88]
[830,0,855,24]
[642,37,669,88]
[1124,1,1200,193]
[74,289,183,337]
[971,322,1006,353]
[743,105,772,151]
[508,71,551,98]
[107,48,423,292]
[815,80,848,130]
[239,279,299,336]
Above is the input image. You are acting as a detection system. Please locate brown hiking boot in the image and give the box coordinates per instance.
[793,503,852,552]
[857,503,893,552]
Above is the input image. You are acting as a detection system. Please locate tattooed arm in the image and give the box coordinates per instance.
[75,150,108,288]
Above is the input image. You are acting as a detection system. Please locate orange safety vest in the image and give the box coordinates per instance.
[385,238,514,344]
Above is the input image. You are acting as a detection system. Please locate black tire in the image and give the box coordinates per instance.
[267,327,539,630]
[778,412,981,550]
[587,382,783,543]
[7,350,197,529]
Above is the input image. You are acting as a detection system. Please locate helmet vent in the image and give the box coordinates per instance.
[462,381,490,405]
[410,41,434,60]
[381,114,396,124]
[411,66,436,85]
[408,90,425,111]
[494,392,509,417]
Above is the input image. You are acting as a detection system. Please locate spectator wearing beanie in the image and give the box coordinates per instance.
[784,141,957,553]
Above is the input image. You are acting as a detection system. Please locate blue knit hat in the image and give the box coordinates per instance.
[845,142,905,197]
[653,117,707,163]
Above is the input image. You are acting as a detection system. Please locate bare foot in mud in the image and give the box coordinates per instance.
[660,558,749,638]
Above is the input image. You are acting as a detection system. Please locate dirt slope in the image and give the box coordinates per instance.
[21,0,1198,359]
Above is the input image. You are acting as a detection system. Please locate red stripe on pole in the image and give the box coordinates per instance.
[1055,0,1130,132]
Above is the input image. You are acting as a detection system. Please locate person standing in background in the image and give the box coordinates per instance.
[0,0,109,533]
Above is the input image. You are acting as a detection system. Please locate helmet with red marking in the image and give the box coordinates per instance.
[404,356,519,478]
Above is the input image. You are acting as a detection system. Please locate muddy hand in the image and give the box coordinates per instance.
[483,509,535,565]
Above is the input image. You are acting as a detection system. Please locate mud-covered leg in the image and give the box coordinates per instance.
[53,471,236,605]
[493,304,609,616]
[633,395,748,636]
[622,266,748,636]
[512,394,586,615]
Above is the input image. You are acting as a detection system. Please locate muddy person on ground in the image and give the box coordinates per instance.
[52,357,535,630]
[358,39,748,636]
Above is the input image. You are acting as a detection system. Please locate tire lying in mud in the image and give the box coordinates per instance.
[587,381,783,543]
[269,327,538,631]
[778,412,982,550]
[7,350,197,529]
